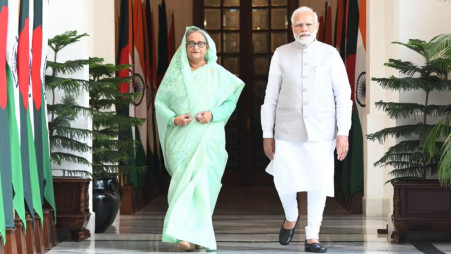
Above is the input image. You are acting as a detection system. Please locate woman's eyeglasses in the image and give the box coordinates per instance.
[186,41,207,48]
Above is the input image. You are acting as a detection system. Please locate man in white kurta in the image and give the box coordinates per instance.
[261,6,352,253]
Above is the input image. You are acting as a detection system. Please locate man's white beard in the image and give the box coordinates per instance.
[293,31,317,45]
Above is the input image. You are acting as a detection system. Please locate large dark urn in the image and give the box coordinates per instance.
[93,177,122,233]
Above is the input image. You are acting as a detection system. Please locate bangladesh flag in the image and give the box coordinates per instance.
[18,0,43,222]
[6,0,26,228]
[0,0,13,241]
[31,0,45,204]
[32,0,55,215]
[18,0,34,218]
[40,0,55,216]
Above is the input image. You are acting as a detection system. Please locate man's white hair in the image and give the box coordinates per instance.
[290,6,318,24]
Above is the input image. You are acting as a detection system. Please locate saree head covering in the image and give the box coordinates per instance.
[155,26,244,250]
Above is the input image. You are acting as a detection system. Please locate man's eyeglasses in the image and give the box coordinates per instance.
[186,41,207,48]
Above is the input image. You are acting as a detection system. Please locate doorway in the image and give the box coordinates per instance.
[193,0,297,186]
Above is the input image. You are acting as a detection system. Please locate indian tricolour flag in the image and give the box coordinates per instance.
[6,0,26,228]
[354,0,366,122]
[117,0,138,181]
[340,0,364,211]
[346,0,365,200]
[131,0,148,189]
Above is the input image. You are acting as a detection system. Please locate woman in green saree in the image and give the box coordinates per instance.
[155,26,244,251]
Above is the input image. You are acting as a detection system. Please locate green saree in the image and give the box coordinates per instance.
[155,26,244,250]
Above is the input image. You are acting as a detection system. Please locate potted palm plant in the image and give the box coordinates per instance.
[368,35,451,243]
[45,31,92,241]
[88,57,146,233]
[47,31,91,175]
[425,34,451,188]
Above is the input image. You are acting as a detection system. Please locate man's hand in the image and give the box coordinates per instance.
[336,135,349,161]
[195,111,213,124]
[174,113,193,126]
[263,138,275,160]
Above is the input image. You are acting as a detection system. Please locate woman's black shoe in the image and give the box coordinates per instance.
[278,218,298,245]
[304,241,327,253]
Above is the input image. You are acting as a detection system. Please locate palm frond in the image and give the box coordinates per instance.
[47,59,90,76]
[367,123,434,142]
[51,152,90,166]
[385,59,420,76]
[424,116,451,186]
[53,126,92,140]
[375,101,425,119]
[425,58,451,78]
[371,76,434,92]
[374,152,421,167]
[433,79,451,92]
[425,104,451,118]
[48,31,89,54]
[50,135,91,152]
[438,134,451,187]
[392,39,427,59]
[425,116,451,157]
[429,34,451,60]
[45,76,90,94]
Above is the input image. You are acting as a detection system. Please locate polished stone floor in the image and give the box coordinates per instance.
[48,187,451,253]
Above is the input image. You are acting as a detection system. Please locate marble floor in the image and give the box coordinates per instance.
[47,187,451,253]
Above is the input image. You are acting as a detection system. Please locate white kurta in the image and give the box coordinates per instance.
[261,39,352,198]
[266,139,336,197]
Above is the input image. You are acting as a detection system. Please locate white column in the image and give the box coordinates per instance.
[364,0,399,221]
[88,0,117,234]
[90,0,116,64]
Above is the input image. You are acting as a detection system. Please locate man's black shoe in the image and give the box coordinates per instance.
[278,219,298,245]
[305,241,327,253]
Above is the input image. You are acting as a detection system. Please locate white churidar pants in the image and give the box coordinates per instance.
[279,190,327,240]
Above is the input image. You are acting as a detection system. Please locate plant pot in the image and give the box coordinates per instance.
[93,177,122,233]
[391,180,451,243]
[45,177,91,241]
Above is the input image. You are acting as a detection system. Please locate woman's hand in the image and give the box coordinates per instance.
[174,113,193,126]
[195,111,212,124]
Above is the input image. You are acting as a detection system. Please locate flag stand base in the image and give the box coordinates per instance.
[4,227,17,254]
